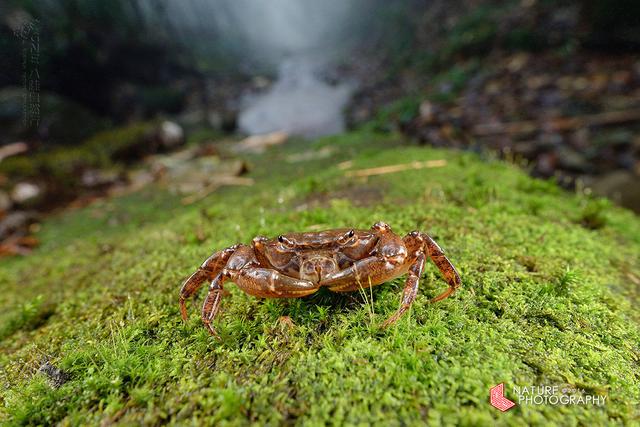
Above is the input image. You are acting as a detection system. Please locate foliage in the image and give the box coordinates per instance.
[2,0,191,117]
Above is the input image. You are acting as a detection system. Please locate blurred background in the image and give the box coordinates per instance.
[1,0,639,256]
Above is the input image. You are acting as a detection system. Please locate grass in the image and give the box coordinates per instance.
[1,130,639,425]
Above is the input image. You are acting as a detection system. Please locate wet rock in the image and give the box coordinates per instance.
[557,147,591,173]
[617,150,636,170]
[126,169,155,191]
[0,211,37,239]
[145,147,250,199]
[589,170,640,213]
[81,169,121,189]
[0,190,12,213]
[166,157,248,194]
[11,182,42,206]
[603,129,633,147]
[147,147,199,177]
[418,101,439,125]
[177,108,207,130]
[156,121,184,149]
[512,140,540,158]
[535,152,558,177]
[38,361,71,388]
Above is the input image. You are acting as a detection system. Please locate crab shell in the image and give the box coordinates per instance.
[251,228,386,283]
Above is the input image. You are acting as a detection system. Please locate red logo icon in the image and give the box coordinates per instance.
[490,383,516,411]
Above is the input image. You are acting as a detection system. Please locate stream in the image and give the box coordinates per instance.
[238,57,355,138]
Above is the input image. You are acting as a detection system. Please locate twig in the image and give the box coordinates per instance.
[345,160,447,178]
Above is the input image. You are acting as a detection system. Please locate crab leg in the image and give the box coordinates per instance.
[321,230,461,328]
[421,233,461,302]
[381,232,460,326]
[179,245,238,321]
[201,273,228,336]
[201,267,319,336]
[380,253,426,327]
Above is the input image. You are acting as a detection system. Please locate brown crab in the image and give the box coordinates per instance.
[179,222,461,336]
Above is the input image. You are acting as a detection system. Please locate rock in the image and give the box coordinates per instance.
[81,169,121,189]
[507,53,530,73]
[126,169,155,192]
[156,121,184,149]
[589,170,640,213]
[145,147,250,197]
[38,361,71,389]
[166,157,248,194]
[535,152,558,177]
[177,108,207,129]
[0,190,12,213]
[418,101,440,125]
[177,108,224,131]
[207,111,223,129]
[557,147,591,173]
[0,211,37,239]
[512,140,540,158]
[11,182,42,205]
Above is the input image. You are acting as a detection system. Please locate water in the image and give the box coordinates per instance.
[134,0,393,137]
[238,57,354,138]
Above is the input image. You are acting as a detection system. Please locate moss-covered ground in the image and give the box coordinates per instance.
[1,131,639,426]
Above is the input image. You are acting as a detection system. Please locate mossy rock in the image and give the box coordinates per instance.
[0,130,638,425]
[0,122,156,205]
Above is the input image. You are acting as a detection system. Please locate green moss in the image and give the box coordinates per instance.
[1,130,639,425]
[0,296,55,342]
[372,96,422,132]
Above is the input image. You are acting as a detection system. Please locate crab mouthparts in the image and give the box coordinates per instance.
[300,256,339,283]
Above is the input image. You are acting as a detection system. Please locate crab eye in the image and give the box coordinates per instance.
[277,235,295,250]
[372,222,391,232]
[338,229,357,245]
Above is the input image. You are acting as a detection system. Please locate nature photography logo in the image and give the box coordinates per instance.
[490,383,516,411]
[490,383,608,412]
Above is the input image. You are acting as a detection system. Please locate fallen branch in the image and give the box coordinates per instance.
[0,142,28,162]
[345,160,447,178]
[473,109,640,137]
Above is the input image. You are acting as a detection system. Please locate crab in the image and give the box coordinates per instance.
[179,222,461,336]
